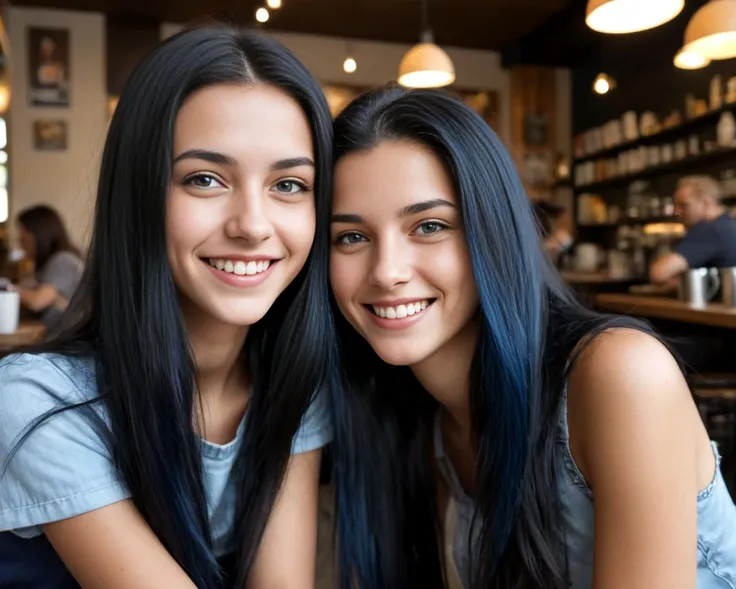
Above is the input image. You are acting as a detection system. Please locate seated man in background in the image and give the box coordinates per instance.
[650,175,736,284]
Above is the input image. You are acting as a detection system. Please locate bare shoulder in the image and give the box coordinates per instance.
[568,327,687,403]
[566,327,710,487]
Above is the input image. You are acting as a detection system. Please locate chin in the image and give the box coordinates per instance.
[203,301,273,328]
[371,342,433,368]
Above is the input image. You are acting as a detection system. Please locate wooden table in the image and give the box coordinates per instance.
[0,320,46,351]
[594,293,736,330]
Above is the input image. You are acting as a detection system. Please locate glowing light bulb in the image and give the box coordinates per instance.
[343,57,357,73]
[256,8,270,23]
[267,0,282,8]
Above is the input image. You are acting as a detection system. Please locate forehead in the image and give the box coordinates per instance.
[333,140,455,209]
[174,83,313,158]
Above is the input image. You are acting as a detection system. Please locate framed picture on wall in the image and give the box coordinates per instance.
[33,119,67,150]
[28,27,70,107]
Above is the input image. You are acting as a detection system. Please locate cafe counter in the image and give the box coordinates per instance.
[593,293,736,330]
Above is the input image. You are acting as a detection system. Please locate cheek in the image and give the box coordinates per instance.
[330,252,362,305]
[276,203,316,262]
[166,192,218,253]
[424,241,474,292]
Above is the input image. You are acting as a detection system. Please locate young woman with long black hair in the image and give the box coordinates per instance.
[0,26,336,588]
[328,86,736,589]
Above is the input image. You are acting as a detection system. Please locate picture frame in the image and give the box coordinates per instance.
[28,27,70,107]
[33,119,67,151]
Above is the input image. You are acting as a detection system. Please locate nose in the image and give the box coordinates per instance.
[225,186,275,243]
[369,237,413,290]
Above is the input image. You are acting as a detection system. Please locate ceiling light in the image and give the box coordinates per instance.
[586,0,684,34]
[674,45,711,69]
[255,7,269,23]
[267,0,282,8]
[398,32,455,88]
[593,73,616,94]
[397,0,455,89]
[343,57,357,73]
[684,0,736,60]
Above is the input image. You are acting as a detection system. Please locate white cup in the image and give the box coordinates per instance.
[0,291,20,334]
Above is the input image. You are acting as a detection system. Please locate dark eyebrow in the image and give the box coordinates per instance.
[271,157,314,171]
[331,213,364,224]
[172,152,314,171]
[331,199,455,224]
[173,149,236,166]
[399,199,455,217]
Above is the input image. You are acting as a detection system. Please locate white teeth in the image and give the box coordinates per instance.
[208,258,271,276]
[371,299,431,320]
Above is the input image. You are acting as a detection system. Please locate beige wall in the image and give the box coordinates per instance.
[6,6,107,248]
[161,24,513,143]
[1,15,570,251]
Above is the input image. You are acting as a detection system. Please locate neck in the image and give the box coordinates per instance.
[182,303,249,401]
[411,316,479,433]
[704,204,726,222]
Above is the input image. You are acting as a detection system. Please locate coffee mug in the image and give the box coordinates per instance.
[0,290,20,334]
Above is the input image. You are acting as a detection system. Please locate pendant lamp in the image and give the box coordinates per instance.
[684,0,736,61]
[398,0,455,88]
[674,45,711,69]
[586,0,684,34]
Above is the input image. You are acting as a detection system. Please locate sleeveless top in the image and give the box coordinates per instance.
[435,400,736,589]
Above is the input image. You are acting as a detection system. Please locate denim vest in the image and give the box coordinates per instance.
[435,403,736,588]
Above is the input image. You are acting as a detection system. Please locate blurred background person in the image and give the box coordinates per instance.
[16,205,84,328]
[650,175,736,285]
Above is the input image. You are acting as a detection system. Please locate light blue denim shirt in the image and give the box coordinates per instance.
[435,399,736,588]
[0,353,333,557]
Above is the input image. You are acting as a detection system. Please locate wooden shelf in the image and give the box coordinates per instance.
[574,147,736,193]
[574,103,736,164]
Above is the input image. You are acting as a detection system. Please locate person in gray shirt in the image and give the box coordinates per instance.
[16,205,84,328]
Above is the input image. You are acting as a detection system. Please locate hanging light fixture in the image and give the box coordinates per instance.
[593,73,616,94]
[343,40,357,74]
[255,7,270,23]
[683,0,736,61]
[343,57,357,73]
[674,45,711,69]
[586,0,684,34]
[398,0,455,88]
[267,0,282,8]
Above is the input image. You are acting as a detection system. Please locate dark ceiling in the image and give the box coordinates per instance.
[10,0,574,51]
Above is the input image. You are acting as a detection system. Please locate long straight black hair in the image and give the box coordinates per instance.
[17,204,80,270]
[6,26,336,588]
[330,86,655,588]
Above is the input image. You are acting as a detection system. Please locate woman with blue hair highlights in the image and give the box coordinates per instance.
[329,86,736,589]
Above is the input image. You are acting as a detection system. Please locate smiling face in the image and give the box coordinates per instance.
[330,140,479,367]
[167,83,316,328]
